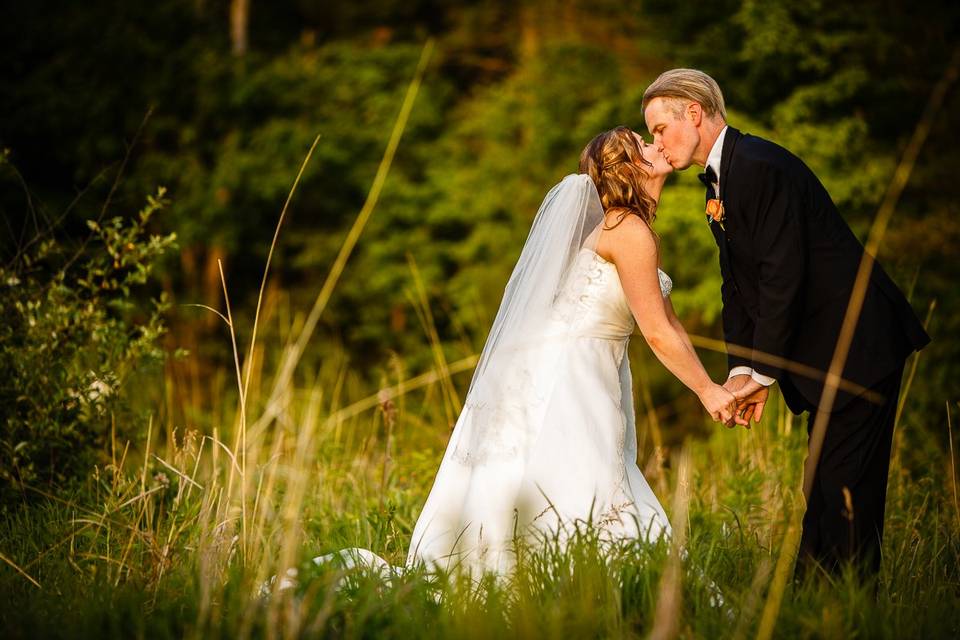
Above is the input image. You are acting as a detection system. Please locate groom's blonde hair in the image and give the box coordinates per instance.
[642,69,727,121]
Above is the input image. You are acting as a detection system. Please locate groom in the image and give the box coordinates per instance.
[642,69,930,580]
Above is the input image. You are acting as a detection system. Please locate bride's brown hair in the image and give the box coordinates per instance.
[578,126,658,229]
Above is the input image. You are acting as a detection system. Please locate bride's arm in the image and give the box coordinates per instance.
[604,217,734,424]
[664,296,696,356]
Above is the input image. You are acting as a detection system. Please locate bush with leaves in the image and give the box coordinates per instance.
[0,188,176,503]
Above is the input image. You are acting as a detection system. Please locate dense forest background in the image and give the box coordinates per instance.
[1,0,958,489]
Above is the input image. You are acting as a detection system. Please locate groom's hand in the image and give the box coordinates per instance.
[721,374,751,428]
[727,376,768,427]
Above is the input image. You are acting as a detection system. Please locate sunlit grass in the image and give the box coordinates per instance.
[1,365,956,639]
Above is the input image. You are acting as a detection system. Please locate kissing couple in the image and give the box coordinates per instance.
[276,68,929,592]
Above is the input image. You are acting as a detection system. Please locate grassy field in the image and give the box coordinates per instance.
[0,335,957,639]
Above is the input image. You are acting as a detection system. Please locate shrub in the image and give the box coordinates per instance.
[0,187,176,503]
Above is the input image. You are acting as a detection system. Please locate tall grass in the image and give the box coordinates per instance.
[2,351,956,638]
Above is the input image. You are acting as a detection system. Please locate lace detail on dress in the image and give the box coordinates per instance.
[603,340,632,526]
[452,368,546,466]
[549,253,608,327]
[657,268,672,298]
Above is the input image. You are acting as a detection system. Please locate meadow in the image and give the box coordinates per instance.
[1,327,957,639]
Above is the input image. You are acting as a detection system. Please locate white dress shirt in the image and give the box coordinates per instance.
[706,125,775,387]
[705,125,727,194]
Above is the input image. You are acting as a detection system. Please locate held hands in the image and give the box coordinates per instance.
[698,383,738,426]
[722,374,769,428]
[696,375,771,429]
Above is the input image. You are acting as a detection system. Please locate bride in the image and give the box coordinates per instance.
[280,126,737,588]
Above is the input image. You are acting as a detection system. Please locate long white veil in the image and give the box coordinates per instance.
[466,173,605,396]
[438,173,606,469]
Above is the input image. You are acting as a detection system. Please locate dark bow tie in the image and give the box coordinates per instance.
[697,165,718,189]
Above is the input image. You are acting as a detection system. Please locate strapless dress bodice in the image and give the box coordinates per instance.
[550,249,672,341]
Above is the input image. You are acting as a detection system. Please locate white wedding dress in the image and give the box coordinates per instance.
[271,175,673,591]
[407,248,673,575]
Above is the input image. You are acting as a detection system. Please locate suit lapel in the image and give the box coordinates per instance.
[709,126,742,292]
[717,126,740,203]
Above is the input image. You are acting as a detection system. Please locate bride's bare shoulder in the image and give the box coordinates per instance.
[595,213,657,263]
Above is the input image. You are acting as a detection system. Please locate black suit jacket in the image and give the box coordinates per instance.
[708,127,930,413]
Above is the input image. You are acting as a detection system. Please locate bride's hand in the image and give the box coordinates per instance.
[698,383,737,426]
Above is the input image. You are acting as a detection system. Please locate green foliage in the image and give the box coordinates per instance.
[0,189,176,500]
[3,0,951,432]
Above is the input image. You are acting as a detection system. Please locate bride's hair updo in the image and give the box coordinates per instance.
[578,126,658,229]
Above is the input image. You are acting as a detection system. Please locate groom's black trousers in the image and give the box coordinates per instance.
[794,364,904,581]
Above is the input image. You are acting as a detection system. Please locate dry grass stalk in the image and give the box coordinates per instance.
[217,258,249,562]
[649,447,692,640]
[243,133,322,406]
[949,402,960,532]
[635,355,669,495]
[804,48,958,499]
[755,506,802,640]
[0,550,41,589]
[325,355,479,426]
[259,39,435,429]
[686,334,881,402]
[731,556,772,640]
[406,252,463,425]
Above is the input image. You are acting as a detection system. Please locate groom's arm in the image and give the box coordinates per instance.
[747,162,806,380]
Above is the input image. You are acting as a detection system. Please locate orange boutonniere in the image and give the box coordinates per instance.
[706,198,726,230]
